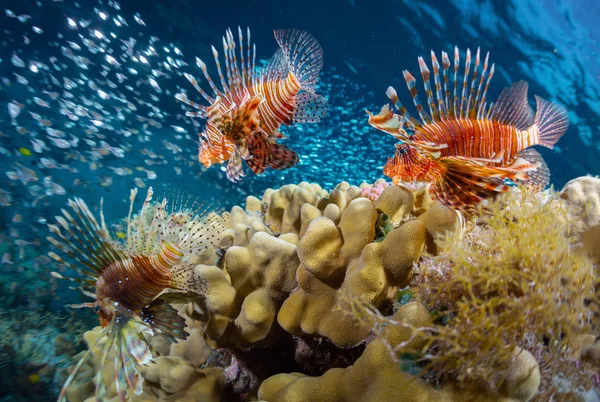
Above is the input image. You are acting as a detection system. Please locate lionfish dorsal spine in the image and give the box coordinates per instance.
[460,48,471,118]
[466,48,480,115]
[403,70,431,124]
[197,55,222,99]
[441,51,451,111]
[400,47,498,124]
[430,51,446,117]
[453,46,460,117]
[418,56,439,121]
[473,51,489,114]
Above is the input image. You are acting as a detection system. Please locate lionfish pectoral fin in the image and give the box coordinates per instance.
[453,150,504,166]
[245,132,272,174]
[514,148,550,191]
[229,96,262,139]
[269,143,299,170]
[293,91,328,123]
[505,156,538,172]
[432,157,524,209]
[57,325,110,402]
[226,149,245,182]
[270,129,287,139]
[140,296,190,343]
[66,302,96,309]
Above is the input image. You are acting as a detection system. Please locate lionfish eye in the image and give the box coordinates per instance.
[398,148,407,155]
[93,305,101,313]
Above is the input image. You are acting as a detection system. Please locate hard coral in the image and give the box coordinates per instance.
[560,175,600,261]
[261,302,540,402]
[277,193,461,347]
[192,231,300,348]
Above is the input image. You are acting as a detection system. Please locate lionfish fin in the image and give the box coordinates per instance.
[269,142,299,170]
[262,48,289,82]
[430,51,446,117]
[431,157,524,209]
[175,27,256,115]
[365,104,402,137]
[385,86,417,130]
[516,148,550,191]
[452,149,504,166]
[533,95,568,149]
[245,132,272,174]
[274,29,324,92]
[140,295,190,343]
[150,193,227,257]
[57,325,110,402]
[490,81,534,130]
[226,148,245,182]
[174,92,208,118]
[94,318,152,401]
[181,72,214,104]
[418,56,439,120]
[47,197,125,284]
[403,70,431,124]
[293,91,328,123]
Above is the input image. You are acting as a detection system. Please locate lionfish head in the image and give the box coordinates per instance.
[384,143,432,184]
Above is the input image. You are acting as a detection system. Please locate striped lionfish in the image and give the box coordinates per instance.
[176,28,328,182]
[48,188,227,401]
[367,47,569,209]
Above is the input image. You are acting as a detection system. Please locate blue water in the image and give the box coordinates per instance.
[0,0,598,400]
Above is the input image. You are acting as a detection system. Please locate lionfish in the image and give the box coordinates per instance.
[48,187,227,401]
[367,47,569,209]
[176,27,328,182]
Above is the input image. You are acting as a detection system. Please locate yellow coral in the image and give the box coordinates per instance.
[560,175,600,261]
[261,302,540,402]
[194,232,300,347]
[277,195,451,347]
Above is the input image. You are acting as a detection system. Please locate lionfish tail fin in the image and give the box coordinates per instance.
[140,295,191,343]
[534,95,568,149]
[273,29,324,92]
[293,91,327,123]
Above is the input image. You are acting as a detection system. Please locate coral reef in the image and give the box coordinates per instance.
[260,302,540,402]
[0,309,86,401]
[60,177,600,401]
[560,175,600,261]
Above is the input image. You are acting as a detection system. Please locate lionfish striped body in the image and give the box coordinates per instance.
[367,47,569,209]
[176,28,327,182]
[48,188,227,401]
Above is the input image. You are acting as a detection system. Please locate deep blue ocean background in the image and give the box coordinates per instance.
[0,0,599,399]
